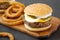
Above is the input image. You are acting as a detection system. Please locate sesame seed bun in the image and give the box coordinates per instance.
[24,3,53,17]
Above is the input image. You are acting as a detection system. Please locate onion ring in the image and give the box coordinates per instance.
[2,14,24,22]
[5,2,25,18]
[0,32,14,40]
[1,14,24,26]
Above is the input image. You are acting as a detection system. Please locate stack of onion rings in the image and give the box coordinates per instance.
[1,1,25,26]
[6,2,25,18]
[0,32,14,40]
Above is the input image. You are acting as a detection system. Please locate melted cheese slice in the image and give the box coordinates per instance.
[38,17,51,22]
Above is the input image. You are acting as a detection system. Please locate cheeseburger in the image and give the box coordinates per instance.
[0,0,15,13]
[24,3,53,31]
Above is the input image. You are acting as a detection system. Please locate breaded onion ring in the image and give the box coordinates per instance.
[1,14,24,26]
[2,14,23,22]
[5,2,25,18]
[0,32,14,40]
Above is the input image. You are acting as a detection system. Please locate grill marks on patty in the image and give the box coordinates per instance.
[25,20,51,28]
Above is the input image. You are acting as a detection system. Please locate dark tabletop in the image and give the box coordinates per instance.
[0,0,60,40]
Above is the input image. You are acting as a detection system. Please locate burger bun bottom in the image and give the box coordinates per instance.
[24,24,51,31]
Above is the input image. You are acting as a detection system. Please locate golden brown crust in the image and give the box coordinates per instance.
[0,1,25,26]
[6,1,25,18]
[1,14,24,26]
[0,32,14,40]
[24,3,53,17]
[2,14,23,22]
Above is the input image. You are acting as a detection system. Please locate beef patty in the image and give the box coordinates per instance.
[25,20,51,28]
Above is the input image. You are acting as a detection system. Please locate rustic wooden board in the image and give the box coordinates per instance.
[0,16,60,38]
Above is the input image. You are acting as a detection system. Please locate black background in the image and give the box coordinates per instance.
[0,0,60,40]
